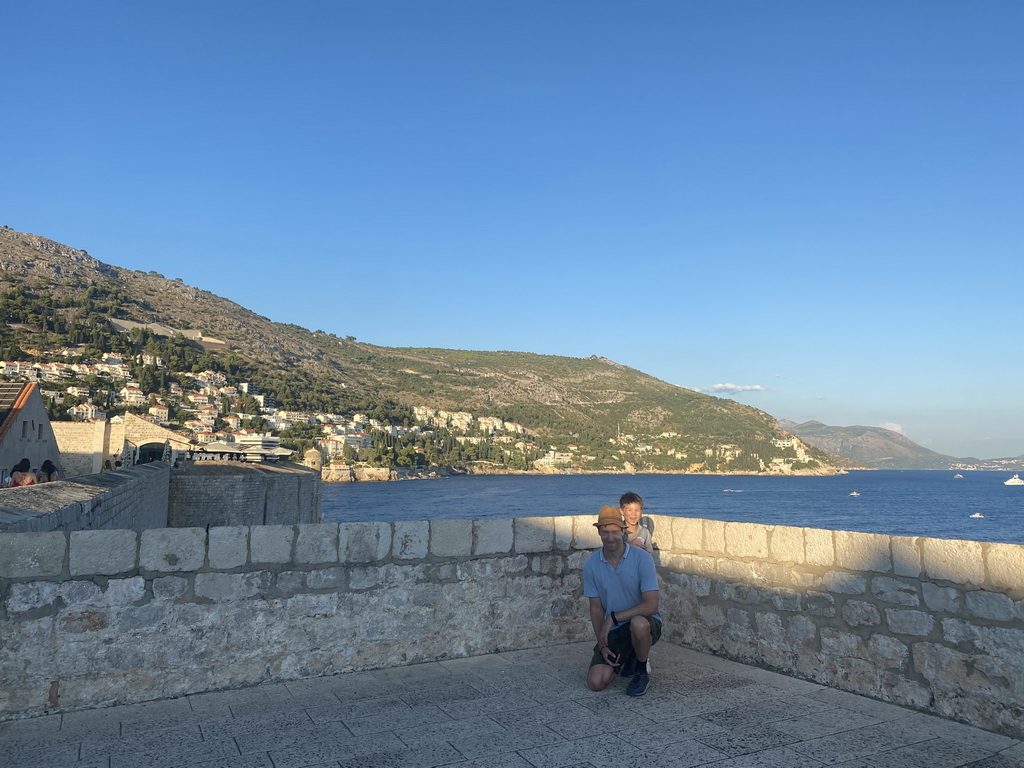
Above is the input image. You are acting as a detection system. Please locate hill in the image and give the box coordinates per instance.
[0,226,837,474]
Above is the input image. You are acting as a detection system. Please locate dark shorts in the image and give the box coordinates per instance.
[590,616,663,668]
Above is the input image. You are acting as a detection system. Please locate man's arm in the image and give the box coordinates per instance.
[589,597,619,666]
[608,589,659,624]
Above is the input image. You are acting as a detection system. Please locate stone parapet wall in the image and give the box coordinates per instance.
[648,514,1024,738]
[1,513,1022,738]
[0,462,169,533]
[0,515,593,719]
[167,462,321,527]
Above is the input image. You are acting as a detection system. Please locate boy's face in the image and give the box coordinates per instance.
[621,502,643,525]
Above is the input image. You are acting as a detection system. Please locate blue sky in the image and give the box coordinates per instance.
[3,2,1022,458]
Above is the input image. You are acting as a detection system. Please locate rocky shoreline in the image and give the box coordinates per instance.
[320,464,845,482]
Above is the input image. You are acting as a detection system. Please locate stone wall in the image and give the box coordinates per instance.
[1,513,1022,738]
[651,515,1024,738]
[0,462,170,533]
[167,462,321,527]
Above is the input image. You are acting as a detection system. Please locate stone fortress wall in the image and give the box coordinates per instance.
[1,513,1022,738]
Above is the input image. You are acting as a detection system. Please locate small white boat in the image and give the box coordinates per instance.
[970,512,984,518]
[1005,474,1024,486]
[953,473,964,479]
[849,491,860,497]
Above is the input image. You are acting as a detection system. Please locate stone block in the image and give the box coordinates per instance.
[725,522,767,559]
[430,519,472,557]
[306,566,346,590]
[140,528,205,573]
[871,576,920,606]
[835,530,892,573]
[152,576,188,601]
[0,532,66,578]
[671,516,702,552]
[574,516,601,550]
[103,577,146,605]
[394,521,429,560]
[474,519,513,555]
[60,579,102,605]
[922,538,984,586]
[843,600,881,627]
[886,609,935,636]
[922,582,962,613]
[553,515,573,550]
[770,525,803,563]
[208,526,248,570]
[514,517,553,554]
[6,581,59,613]
[986,542,1024,592]
[805,528,834,567]
[892,536,922,577]
[704,520,726,554]
[195,571,269,601]
[966,590,1015,621]
[824,572,867,595]
[251,525,293,564]
[70,530,137,576]
[296,524,338,565]
[342,522,391,562]
[805,591,836,617]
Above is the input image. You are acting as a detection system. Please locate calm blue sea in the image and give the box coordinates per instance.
[320,470,1024,545]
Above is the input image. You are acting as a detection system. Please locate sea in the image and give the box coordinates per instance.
[320,470,1024,545]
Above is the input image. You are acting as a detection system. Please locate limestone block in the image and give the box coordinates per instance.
[842,600,881,627]
[699,604,726,627]
[671,517,702,552]
[966,590,1015,621]
[823,572,867,595]
[922,538,984,586]
[717,558,758,583]
[804,528,835,567]
[835,531,892,573]
[867,633,909,668]
[770,587,801,612]
[251,525,294,564]
[342,522,390,563]
[152,576,188,601]
[820,628,864,657]
[986,542,1024,592]
[553,515,573,550]
[70,530,137,576]
[306,567,346,590]
[103,577,146,605]
[514,517,554,554]
[770,525,803,563]
[756,612,785,643]
[574,516,601,550]
[805,591,836,617]
[6,581,59,613]
[725,522,767,559]
[296,524,338,565]
[885,609,935,636]
[891,536,922,577]
[474,518,512,556]
[922,582,962,613]
[208,526,248,570]
[195,571,269,601]
[704,520,726,554]
[60,579,102,605]
[871,576,920,606]
[788,614,818,646]
[140,528,205,573]
[275,570,305,595]
[0,532,66,578]
[349,565,386,590]
[945,620,1024,659]
[430,519,472,557]
[394,521,429,560]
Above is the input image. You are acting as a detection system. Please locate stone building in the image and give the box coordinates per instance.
[50,412,193,479]
[0,382,64,481]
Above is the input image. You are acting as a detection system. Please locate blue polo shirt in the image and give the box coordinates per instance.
[583,542,661,629]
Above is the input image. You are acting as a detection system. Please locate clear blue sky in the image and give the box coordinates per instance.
[3,2,1022,459]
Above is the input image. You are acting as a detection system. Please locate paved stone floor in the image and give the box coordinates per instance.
[3,641,1023,768]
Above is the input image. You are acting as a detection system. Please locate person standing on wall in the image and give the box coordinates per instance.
[583,505,662,696]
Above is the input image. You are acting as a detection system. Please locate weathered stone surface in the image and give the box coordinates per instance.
[296,523,338,564]
[986,542,1024,592]
[892,535,922,577]
[769,525,803,563]
[514,517,553,554]
[922,537,984,586]
[140,528,205,572]
[0,531,66,577]
[474,518,512,556]
[250,525,293,564]
[552,515,573,550]
[342,522,390,562]
[394,521,429,560]
[208,526,247,570]
[725,522,767,559]
[966,590,1015,621]
[430,519,472,557]
[704,520,726,554]
[871,576,919,606]
[886,609,935,636]
[195,572,269,601]
[671,516,702,552]
[922,582,962,613]
[804,528,834,567]
[843,600,881,627]
[824,572,867,595]
[835,530,892,573]
[70,529,136,576]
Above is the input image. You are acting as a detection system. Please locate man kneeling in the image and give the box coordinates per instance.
[583,505,663,696]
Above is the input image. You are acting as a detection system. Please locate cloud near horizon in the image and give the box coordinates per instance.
[878,422,905,434]
[695,383,769,395]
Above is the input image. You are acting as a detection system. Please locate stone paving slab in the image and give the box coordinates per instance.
[2,641,1023,768]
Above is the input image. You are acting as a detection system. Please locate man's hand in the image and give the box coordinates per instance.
[600,645,620,668]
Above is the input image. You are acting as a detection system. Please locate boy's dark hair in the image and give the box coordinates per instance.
[619,492,643,509]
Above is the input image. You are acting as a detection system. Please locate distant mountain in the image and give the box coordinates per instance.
[779,420,967,470]
[0,226,837,474]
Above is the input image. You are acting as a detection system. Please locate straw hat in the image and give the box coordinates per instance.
[593,505,626,528]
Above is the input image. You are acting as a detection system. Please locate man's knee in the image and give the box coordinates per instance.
[587,664,615,691]
[629,615,652,640]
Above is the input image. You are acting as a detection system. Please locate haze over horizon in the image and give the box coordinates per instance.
[3,2,1022,459]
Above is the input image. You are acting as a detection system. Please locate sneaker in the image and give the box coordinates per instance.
[626,670,650,696]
